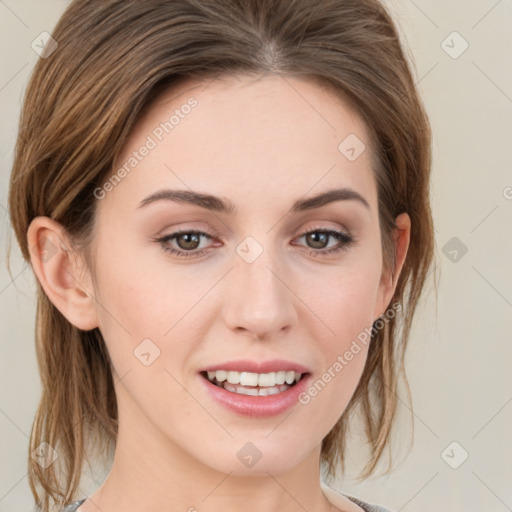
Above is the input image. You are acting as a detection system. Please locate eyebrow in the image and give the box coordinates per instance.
[138,187,370,214]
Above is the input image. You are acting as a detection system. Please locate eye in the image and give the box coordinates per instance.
[293,228,355,256]
[153,226,356,260]
[153,229,216,259]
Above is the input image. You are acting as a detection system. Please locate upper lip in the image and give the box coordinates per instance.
[200,359,311,374]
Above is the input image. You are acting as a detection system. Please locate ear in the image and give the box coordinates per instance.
[27,216,99,330]
[374,212,411,319]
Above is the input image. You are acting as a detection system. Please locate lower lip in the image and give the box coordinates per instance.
[199,373,312,417]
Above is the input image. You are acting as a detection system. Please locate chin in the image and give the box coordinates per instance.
[195,437,313,477]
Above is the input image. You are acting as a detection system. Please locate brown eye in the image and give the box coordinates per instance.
[305,232,330,249]
[175,232,201,250]
[294,228,355,256]
[154,229,216,258]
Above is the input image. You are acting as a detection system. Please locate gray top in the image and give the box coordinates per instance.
[60,499,86,512]
[344,495,393,512]
[60,495,392,512]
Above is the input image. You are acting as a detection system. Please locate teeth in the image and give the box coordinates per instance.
[227,371,240,384]
[205,370,303,387]
[275,371,286,385]
[258,372,276,386]
[211,370,227,382]
[240,371,259,386]
[221,381,291,396]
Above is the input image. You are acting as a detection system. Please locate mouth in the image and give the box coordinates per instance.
[200,370,309,397]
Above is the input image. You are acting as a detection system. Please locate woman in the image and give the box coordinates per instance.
[8,1,436,511]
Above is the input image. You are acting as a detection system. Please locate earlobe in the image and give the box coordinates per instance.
[375,212,411,318]
[27,216,99,331]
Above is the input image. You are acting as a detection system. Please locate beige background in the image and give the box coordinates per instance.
[1,1,511,511]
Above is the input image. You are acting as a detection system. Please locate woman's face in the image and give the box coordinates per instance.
[83,74,407,476]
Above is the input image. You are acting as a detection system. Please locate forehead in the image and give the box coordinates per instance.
[103,73,378,217]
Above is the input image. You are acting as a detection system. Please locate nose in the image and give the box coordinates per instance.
[222,245,297,340]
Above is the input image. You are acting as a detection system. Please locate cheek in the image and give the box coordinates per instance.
[300,259,382,343]
[91,244,215,380]
[296,272,376,430]
[90,252,197,423]
[93,241,199,333]
[294,257,380,407]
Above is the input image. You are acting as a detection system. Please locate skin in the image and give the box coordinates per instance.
[28,73,410,512]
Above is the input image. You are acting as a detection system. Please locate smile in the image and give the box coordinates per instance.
[201,370,305,396]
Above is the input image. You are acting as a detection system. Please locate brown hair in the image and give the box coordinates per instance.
[8,0,437,510]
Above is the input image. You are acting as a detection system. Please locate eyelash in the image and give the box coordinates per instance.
[153,227,355,259]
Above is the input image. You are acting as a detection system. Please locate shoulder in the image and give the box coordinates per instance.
[59,498,86,512]
[321,481,395,512]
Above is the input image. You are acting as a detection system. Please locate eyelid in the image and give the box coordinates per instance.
[293,225,356,254]
[296,221,352,238]
[153,223,356,260]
